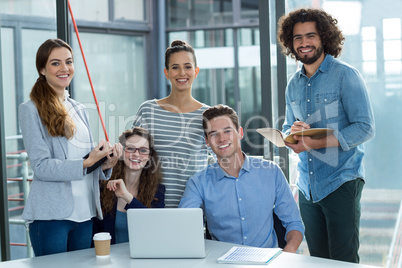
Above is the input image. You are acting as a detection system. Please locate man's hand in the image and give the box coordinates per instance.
[286,135,340,154]
[290,120,310,133]
[286,120,313,153]
[282,230,303,253]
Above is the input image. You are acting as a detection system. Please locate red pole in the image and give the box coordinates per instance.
[67,0,109,141]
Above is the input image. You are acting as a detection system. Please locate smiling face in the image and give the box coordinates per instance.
[164,51,199,92]
[292,21,324,65]
[123,135,151,171]
[40,47,74,98]
[205,115,243,161]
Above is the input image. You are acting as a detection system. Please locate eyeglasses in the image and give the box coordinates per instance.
[124,146,151,155]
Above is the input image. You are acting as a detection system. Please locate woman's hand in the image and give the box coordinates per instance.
[107,179,133,204]
[102,143,123,170]
[83,139,111,168]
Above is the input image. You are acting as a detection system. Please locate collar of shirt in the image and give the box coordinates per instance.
[59,89,70,103]
[299,54,333,78]
[215,153,251,181]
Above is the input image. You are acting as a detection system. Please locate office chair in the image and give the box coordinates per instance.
[273,212,287,249]
[205,213,287,249]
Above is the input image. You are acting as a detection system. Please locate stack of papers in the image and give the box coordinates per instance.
[217,246,282,265]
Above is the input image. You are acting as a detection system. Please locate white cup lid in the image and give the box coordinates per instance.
[93,232,111,241]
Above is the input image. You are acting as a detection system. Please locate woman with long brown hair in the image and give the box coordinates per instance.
[93,127,165,244]
[19,38,122,256]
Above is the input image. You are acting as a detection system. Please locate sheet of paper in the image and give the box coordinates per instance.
[217,246,282,265]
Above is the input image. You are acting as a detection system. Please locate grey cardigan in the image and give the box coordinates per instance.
[19,98,111,221]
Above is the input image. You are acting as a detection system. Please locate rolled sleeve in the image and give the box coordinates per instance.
[179,176,203,209]
[337,68,375,149]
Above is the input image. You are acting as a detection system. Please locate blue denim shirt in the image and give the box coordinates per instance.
[179,154,304,248]
[282,55,375,202]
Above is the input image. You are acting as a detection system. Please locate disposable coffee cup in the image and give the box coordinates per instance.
[93,232,111,258]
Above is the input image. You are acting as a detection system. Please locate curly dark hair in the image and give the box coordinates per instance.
[100,127,162,214]
[202,104,239,138]
[277,8,345,59]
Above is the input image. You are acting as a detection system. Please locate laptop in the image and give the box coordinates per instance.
[127,208,206,258]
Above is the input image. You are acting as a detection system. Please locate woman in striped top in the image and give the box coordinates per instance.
[132,40,210,208]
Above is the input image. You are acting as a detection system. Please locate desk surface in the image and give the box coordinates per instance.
[0,240,379,268]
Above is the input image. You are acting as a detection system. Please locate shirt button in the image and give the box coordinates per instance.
[236,179,239,182]
[307,99,310,102]
[310,172,313,175]
[309,159,312,161]
[244,236,247,240]
[308,83,311,86]
[242,217,245,221]
[324,98,327,102]
[307,114,310,117]
[239,198,242,201]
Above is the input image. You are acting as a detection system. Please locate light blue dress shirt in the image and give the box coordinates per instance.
[282,54,375,203]
[179,154,304,248]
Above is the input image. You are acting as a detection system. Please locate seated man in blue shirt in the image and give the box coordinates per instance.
[179,104,304,253]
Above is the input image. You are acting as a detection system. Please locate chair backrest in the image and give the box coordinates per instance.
[273,212,287,249]
[205,212,287,249]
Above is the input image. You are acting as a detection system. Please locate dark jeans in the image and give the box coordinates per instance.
[299,178,364,263]
[29,219,93,257]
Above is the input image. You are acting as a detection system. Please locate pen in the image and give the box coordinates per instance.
[296,118,300,121]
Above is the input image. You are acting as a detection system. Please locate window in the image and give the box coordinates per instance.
[0,0,56,18]
[167,0,233,28]
[68,0,109,22]
[72,32,146,142]
[0,0,150,260]
[169,26,263,156]
[114,0,146,21]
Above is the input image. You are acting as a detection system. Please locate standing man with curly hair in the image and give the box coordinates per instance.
[277,8,375,263]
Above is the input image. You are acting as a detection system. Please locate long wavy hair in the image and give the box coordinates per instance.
[30,39,76,139]
[277,8,345,59]
[101,127,162,214]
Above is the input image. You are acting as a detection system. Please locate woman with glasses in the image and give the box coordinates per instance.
[93,127,165,244]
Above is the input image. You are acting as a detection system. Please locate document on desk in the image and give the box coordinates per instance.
[217,246,282,265]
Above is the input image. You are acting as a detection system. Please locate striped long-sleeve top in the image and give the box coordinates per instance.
[132,99,210,208]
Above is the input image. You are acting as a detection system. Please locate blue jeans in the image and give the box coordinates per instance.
[29,219,93,256]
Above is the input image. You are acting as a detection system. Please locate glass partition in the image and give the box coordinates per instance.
[21,29,57,100]
[240,0,258,21]
[0,0,56,18]
[114,0,146,21]
[72,32,146,144]
[68,0,109,22]
[0,1,56,260]
[167,0,233,28]
[0,0,149,260]
[168,26,263,156]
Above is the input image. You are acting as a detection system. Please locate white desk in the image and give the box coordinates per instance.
[0,240,379,268]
